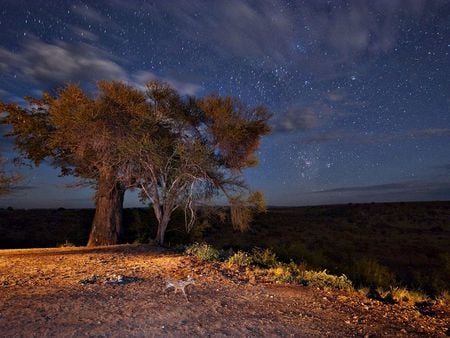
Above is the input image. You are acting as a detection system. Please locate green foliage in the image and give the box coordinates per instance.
[301,270,353,290]
[184,243,220,261]
[265,261,307,283]
[249,247,278,268]
[350,258,396,288]
[227,250,252,268]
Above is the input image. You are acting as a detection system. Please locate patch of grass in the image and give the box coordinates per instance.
[387,287,430,306]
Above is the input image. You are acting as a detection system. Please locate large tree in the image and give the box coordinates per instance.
[0,80,270,246]
[0,82,156,246]
[121,81,271,244]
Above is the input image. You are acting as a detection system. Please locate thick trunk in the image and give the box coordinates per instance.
[87,176,125,247]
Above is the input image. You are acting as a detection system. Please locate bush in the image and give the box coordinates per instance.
[227,251,252,268]
[388,287,429,305]
[58,240,76,248]
[185,243,220,261]
[266,261,307,283]
[302,269,353,290]
[250,247,278,268]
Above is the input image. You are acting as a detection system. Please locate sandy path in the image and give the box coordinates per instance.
[0,245,447,337]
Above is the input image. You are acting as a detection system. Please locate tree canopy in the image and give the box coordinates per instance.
[122,81,271,244]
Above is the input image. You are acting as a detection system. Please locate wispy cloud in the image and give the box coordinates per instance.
[0,39,126,85]
[410,128,450,138]
[68,25,99,42]
[132,71,201,96]
[272,106,319,133]
[312,178,450,201]
[0,39,202,96]
[295,127,450,145]
[296,131,376,145]
[71,5,107,23]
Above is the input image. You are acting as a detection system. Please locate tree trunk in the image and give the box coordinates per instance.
[87,175,125,247]
[155,212,171,245]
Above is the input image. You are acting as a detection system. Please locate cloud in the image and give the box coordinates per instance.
[0,40,202,96]
[68,25,99,42]
[0,40,126,86]
[312,178,450,202]
[296,131,373,145]
[132,71,201,96]
[146,0,445,69]
[71,5,107,23]
[272,106,319,133]
[315,182,411,194]
[410,128,450,138]
[295,127,450,145]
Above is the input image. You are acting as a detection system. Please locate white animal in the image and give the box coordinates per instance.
[164,275,195,301]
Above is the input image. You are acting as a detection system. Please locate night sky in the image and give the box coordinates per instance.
[0,0,449,208]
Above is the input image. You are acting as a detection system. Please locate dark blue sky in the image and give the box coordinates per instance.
[0,0,449,208]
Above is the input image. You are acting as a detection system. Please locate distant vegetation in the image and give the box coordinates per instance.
[0,201,449,297]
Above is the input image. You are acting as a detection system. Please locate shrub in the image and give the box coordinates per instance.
[58,240,76,248]
[302,269,353,290]
[185,243,220,261]
[250,247,278,268]
[387,287,430,305]
[227,250,252,268]
[266,261,307,283]
[437,290,450,305]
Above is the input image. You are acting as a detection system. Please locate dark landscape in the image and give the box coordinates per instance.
[1,201,449,297]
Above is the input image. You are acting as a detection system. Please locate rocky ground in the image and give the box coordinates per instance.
[0,245,448,337]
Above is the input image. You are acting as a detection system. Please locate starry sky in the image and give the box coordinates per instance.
[0,0,449,208]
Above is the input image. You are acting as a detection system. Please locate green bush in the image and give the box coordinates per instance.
[266,261,307,283]
[302,269,353,290]
[185,243,220,261]
[227,250,252,267]
[250,247,278,268]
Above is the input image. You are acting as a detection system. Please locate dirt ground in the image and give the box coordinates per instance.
[0,245,448,337]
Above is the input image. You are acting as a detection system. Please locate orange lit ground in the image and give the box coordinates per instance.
[0,245,447,337]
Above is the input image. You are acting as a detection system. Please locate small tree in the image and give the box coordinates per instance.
[121,81,271,244]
